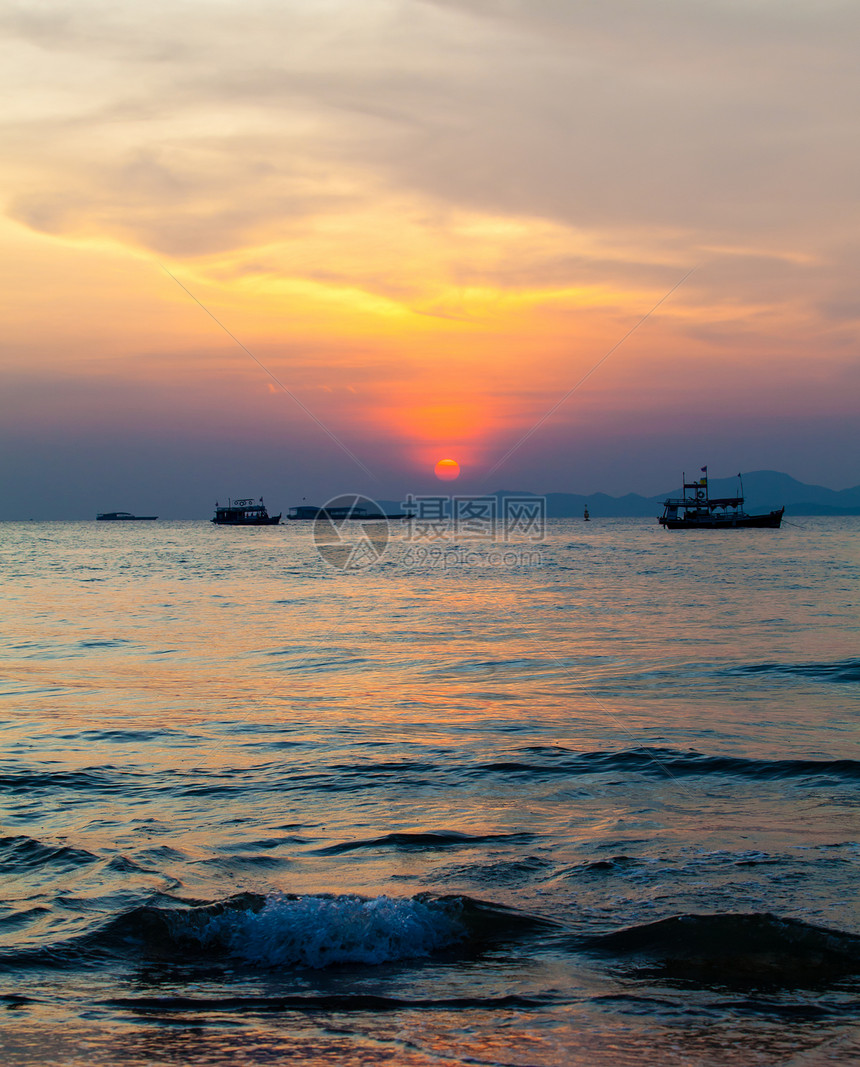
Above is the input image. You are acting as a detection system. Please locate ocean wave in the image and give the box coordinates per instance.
[0,768,130,794]
[183,893,466,968]
[730,658,860,683]
[427,856,553,889]
[581,912,860,987]
[106,991,553,1014]
[475,747,860,783]
[5,892,553,971]
[316,831,535,854]
[426,657,550,677]
[53,728,193,744]
[0,834,100,871]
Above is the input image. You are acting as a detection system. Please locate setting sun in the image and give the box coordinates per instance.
[434,458,460,481]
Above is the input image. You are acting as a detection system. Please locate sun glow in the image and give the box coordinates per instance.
[434,458,460,481]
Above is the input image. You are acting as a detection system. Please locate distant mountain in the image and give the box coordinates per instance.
[542,491,656,517]
[686,471,860,514]
[379,472,860,519]
[540,471,860,517]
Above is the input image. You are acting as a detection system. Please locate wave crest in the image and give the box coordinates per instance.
[197,893,466,967]
[68,891,552,971]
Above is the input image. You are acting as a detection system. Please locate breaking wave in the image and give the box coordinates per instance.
[189,893,465,968]
[2,892,553,972]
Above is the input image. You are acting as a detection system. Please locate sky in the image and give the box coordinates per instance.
[2,0,859,518]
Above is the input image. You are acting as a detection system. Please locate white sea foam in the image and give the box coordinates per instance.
[197,893,466,968]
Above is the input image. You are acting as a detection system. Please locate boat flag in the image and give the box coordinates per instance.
[700,465,707,485]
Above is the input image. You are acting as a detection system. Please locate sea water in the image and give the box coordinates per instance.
[0,517,858,1065]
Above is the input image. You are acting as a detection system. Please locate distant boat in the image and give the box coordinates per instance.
[658,469,783,529]
[288,504,406,521]
[583,504,590,521]
[212,498,281,526]
[97,512,157,521]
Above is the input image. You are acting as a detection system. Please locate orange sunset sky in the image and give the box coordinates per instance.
[1,0,859,518]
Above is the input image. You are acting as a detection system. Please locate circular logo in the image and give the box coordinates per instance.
[312,494,391,570]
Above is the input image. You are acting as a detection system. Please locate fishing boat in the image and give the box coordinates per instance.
[212,498,281,525]
[96,512,157,521]
[658,469,784,529]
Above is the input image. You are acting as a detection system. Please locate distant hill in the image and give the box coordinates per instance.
[693,471,860,515]
[535,471,860,517]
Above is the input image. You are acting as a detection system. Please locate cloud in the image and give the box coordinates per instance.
[1,0,858,502]
[5,0,859,262]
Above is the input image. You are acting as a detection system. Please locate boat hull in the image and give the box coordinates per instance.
[287,506,406,521]
[212,515,281,525]
[97,514,158,521]
[287,513,404,521]
[659,508,784,529]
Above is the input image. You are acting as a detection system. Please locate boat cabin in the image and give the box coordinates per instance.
[212,498,281,525]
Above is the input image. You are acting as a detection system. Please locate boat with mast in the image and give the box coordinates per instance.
[211,497,281,525]
[658,468,784,529]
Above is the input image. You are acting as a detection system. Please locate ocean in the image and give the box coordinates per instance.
[1,516,858,1065]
